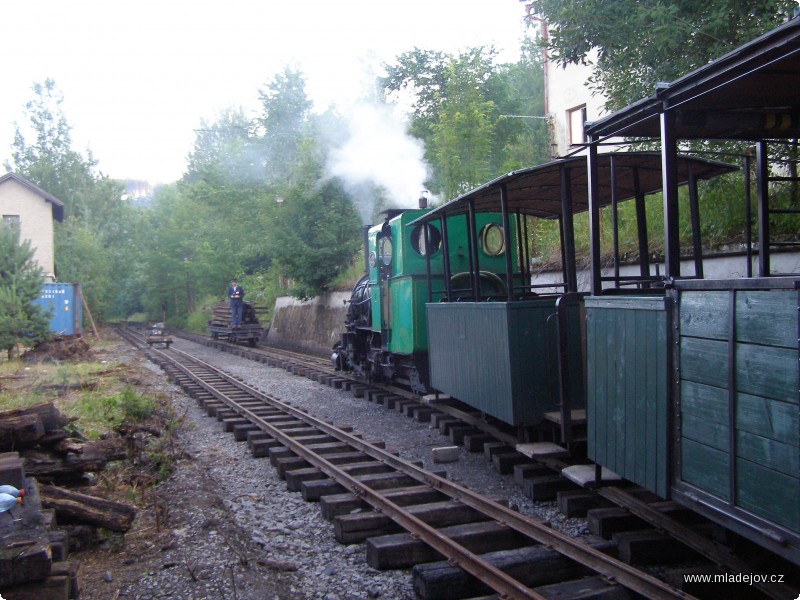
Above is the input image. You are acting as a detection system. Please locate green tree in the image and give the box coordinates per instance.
[266,144,361,300]
[5,79,99,222]
[5,79,135,322]
[489,36,550,170]
[185,108,262,187]
[0,224,51,359]
[179,107,281,313]
[257,67,314,184]
[175,68,359,308]
[54,220,114,321]
[381,48,450,140]
[527,0,796,109]
[433,51,497,198]
[381,48,458,195]
[381,41,549,200]
[135,185,220,325]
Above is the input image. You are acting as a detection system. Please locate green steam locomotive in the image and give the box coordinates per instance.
[332,200,517,394]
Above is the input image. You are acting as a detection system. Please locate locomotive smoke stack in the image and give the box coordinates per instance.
[362,225,371,275]
[418,190,429,209]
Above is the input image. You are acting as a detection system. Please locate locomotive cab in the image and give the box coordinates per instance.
[335,206,515,393]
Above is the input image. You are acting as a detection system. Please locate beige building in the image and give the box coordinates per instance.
[545,49,624,157]
[0,172,64,281]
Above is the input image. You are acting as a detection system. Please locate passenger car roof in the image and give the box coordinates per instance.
[410,152,736,223]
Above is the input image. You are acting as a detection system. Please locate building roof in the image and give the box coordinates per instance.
[584,16,800,140]
[410,152,736,224]
[0,172,65,222]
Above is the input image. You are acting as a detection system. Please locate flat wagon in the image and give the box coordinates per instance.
[206,301,265,347]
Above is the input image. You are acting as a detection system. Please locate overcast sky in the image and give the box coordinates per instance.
[1,0,529,184]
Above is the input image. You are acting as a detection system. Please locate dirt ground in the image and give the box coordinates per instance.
[21,334,94,364]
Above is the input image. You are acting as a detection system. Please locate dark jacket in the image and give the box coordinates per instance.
[227,284,244,303]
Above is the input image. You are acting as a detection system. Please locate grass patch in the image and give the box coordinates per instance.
[67,387,156,439]
[186,294,218,334]
[1,330,182,499]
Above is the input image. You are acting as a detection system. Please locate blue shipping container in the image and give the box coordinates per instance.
[33,283,83,335]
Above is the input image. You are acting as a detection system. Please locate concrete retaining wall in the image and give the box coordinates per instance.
[266,292,350,357]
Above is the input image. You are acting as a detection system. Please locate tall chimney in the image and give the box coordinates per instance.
[418,190,428,209]
[362,225,371,275]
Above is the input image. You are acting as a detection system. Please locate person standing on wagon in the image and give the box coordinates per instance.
[227,278,245,328]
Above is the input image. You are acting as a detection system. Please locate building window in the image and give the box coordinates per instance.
[2,215,20,231]
[567,105,587,147]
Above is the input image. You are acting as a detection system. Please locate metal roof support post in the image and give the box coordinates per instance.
[557,212,568,292]
[756,141,771,277]
[559,166,578,293]
[633,168,651,286]
[743,154,753,278]
[587,142,603,294]
[687,164,704,278]
[522,216,531,286]
[610,155,621,288]
[424,224,433,302]
[499,184,515,301]
[516,211,529,292]
[440,215,453,301]
[660,111,681,279]
[467,200,482,300]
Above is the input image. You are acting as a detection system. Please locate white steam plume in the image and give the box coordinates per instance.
[327,102,433,224]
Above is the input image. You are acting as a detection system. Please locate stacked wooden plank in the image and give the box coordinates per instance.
[0,403,70,452]
[1,403,128,485]
[206,301,267,346]
[0,452,80,599]
[206,300,267,328]
[0,403,139,599]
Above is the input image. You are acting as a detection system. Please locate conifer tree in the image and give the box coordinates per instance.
[0,223,51,359]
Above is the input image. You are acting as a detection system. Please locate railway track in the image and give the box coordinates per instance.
[174,328,526,443]
[146,326,799,600]
[117,326,723,600]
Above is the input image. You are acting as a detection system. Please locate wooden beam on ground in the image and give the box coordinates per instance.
[39,485,136,532]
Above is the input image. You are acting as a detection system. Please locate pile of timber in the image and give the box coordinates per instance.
[0,403,139,599]
[207,300,267,329]
[0,452,81,599]
[0,402,129,485]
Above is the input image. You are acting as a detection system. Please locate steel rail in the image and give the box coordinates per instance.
[599,487,800,600]
[159,344,697,600]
